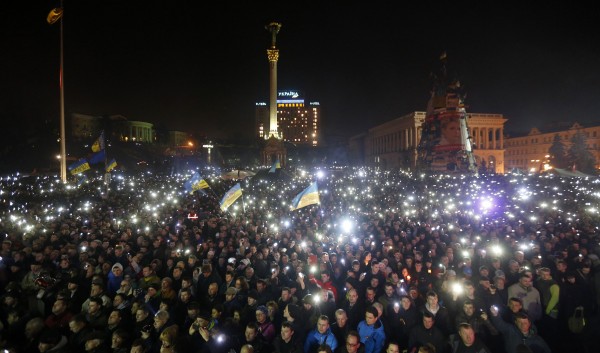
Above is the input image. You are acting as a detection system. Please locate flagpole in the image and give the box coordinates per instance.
[241,184,246,213]
[103,131,110,197]
[58,0,67,183]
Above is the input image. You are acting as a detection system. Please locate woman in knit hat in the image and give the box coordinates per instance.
[255,305,275,343]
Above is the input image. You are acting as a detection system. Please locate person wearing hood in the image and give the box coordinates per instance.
[357,306,385,353]
[107,263,124,296]
[304,314,338,353]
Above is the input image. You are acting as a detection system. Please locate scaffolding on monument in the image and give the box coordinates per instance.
[416,53,478,176]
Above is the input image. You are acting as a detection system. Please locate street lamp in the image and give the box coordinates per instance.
[47,3,67,182]
[203,143,214,165]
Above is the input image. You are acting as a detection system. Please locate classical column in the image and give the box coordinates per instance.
[266,22,282,139]
[493,127,497,149]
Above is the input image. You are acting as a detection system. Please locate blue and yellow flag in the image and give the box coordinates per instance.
[268,158,281,173]
[290,182,320,210]
[88,149,106,165]
[91,131,105,152]
[220,183,242,211]
[106,159,117,172]
[184,172,210,194]
[69,159,90,175]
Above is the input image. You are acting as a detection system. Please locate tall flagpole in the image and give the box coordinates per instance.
[59,1,67,182]
[48,3,67,182]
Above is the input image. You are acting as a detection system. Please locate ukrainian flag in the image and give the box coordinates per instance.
[184,173,210,194]
[106,159,117,172]
[290,182,320,210]
[69,159,90,175]
[269,158,281,173]
[91,131,105,152]
[220,183,242,211]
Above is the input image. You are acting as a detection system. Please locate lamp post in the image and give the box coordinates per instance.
[203,143,213,165]
[48,3,67,182]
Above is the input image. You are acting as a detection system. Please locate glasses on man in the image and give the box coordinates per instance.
[346,341,359,347]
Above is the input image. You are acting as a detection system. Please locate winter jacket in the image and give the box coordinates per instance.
[450,336,492,353]
[357,319,385,353]
[490,314,551,353]
[304,327,338,353]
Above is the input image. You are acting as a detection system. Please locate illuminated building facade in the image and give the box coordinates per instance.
[504,122,600,173]
[349,111,506,173]
[256,90,320,146]
[115,121,154,143]
[70,113,154,143]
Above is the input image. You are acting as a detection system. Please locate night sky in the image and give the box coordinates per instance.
[3,1,599,141]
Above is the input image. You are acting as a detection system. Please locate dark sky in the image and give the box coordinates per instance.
[2,1,599,141]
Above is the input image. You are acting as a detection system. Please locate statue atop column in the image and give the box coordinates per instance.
[266,22,282,48]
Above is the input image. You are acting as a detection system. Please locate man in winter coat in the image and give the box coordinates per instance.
[450,323,492,353]
[304,315,338,353]
[489,307,551,353]
[357,307,385,353]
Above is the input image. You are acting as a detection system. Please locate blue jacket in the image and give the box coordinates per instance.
[304,327,338,353]
[357,319,386,353]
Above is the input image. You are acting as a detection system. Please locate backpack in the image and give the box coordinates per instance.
[567,306,585,333]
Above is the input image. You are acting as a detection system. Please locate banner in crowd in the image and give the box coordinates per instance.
[69,159,90,175]
[220,183,242,210]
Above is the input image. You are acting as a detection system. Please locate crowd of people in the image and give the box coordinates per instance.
[0,168,599,353]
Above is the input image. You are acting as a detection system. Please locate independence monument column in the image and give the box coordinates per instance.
[266,22,282,139]
[262,22,286,167]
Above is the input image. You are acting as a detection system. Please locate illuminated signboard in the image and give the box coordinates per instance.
[256,102,267,106]
[277,91,304,104]
[278,90,302,99]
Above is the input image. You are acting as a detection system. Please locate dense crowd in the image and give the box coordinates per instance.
[0,168,599,353]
